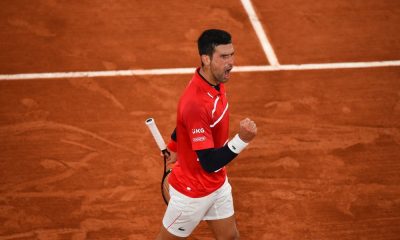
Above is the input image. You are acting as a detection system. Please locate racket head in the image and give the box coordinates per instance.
[162,168,172,205]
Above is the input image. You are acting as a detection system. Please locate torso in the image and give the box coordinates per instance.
[168,68,230,197]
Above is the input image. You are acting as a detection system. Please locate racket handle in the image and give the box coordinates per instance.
[145,118,167,151]
[162,148,170,158]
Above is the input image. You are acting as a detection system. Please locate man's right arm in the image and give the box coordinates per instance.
[167,128,177,152]
[165,128,177,164]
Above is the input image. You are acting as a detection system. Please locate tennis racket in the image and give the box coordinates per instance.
[145,118,171,205]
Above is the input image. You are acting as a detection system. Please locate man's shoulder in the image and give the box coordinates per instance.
[178,91,211,119]
[180,82,209,105]
[180,94,204,112]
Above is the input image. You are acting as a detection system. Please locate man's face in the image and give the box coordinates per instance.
[209,43,235,84]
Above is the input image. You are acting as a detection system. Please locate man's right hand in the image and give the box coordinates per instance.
[238,118,257,143]
[161,147,177,165]
[166,149,177,165]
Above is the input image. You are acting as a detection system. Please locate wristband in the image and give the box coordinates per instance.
[167,140,177,152]
[227,134,249,154]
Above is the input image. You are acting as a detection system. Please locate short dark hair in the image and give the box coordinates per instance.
[197,29,232,56]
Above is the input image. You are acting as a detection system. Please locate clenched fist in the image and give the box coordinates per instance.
[238,118,257,143]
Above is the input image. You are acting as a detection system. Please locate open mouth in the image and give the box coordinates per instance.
[224,67,233,78]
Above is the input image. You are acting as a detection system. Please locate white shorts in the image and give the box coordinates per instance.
[162,178,234,237]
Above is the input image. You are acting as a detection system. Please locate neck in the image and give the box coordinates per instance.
[199,66,218,86]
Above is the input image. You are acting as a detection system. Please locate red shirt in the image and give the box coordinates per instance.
[168,68,230,197]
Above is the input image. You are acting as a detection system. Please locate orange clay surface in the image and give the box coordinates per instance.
[1,1,400,239]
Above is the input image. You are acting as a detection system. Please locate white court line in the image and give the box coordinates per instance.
[240,0,280,66]
[0,68,194,81]
[234,60,400,72]
[1,60,400,81]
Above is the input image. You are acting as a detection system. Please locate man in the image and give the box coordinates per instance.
[156,29,257,239]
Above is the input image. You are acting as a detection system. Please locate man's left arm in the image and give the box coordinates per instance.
[196,146,237,173]
[196,118,257,173]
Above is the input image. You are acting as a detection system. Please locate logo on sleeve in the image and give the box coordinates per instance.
[193,136,206,142]
[192,128,205,134]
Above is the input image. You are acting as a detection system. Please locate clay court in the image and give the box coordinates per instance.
[1,0,400,239]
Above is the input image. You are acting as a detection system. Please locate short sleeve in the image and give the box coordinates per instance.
[182,101,214,150]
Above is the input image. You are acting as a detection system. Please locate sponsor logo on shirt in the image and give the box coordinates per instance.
[193,136,206,142]
[192,128,205,134]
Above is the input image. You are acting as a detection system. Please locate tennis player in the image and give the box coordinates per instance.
[156,29,257,240]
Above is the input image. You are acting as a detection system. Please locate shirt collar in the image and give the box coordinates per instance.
[192,67,225,98]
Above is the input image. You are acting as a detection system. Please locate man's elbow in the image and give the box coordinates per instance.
[199,159,216,173]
